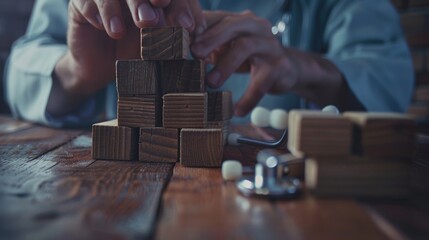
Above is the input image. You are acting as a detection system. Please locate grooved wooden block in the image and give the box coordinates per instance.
[180,128,224,167]
[208,91,233,121]
[287,110,352,158]
[139,127,178,163]
[116,60,159,96]
[117,96,162,128]
[116,60,205,96]
[92,119,138,161]
[343,112,416,157]
[163,93,207,128]
[141,27,190,60]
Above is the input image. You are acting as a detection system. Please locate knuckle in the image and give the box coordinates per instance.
[235,38,254,50]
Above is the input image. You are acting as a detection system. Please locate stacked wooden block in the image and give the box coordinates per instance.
[288,110,416,198]
[92,27,232,167]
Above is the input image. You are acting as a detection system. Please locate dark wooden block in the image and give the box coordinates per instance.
[163,93,207,128]
[343,112,416,157]
[306,156,410,198]
[160,60,205,94]
[92,119,138,161]
[180,128,224,167]
[139,127,178,163]
[207,120,230,144]
[117,96,162,128]
[116,59,204,97]
[288,110,352,158]
[141,27,190,60]
[116,60,159,96]
[208,91,233,121]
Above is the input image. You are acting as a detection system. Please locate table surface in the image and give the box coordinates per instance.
[0,115,428,240]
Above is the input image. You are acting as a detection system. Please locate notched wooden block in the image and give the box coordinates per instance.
[287,110,352,158]
[163,93,207,128]
[117,95,162,128]
[141,27,191,60]
[139,127,179,163]
[208,91,233,121]
[343,112,416,157]
[180,128,224,167]
[116,60,159,96]
[92,119,138,161]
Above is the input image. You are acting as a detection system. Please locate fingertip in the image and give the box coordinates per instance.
[150,0,171,8]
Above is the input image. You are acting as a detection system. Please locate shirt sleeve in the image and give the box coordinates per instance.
[324,0,414,112]
[4,0,105,128]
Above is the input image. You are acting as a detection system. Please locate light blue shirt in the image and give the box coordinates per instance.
[4,0,414,127]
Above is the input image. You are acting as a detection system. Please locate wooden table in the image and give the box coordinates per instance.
[0,115,428,240]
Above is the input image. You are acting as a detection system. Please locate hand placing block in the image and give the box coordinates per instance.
[180,128,224,167]
[141,27,190,60]
[117,96,161,128]
[343,112,416,157]
[207,91,233,121]
[163,93,208,128]
[288,110,352,157]
[139,127,179,163]
[92,119,138,161]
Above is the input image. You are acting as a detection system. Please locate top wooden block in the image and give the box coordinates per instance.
[141,27,190,60]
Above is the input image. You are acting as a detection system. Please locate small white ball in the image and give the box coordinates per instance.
[251,106,270,127]
[227,133,242,146]
[222,160,243,181]
[269,109,288,130]
[322,105,340,115]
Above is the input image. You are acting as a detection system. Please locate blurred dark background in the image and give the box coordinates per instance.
[0,0,428,122]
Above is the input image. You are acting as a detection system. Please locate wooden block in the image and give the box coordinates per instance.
[160,60,205,94]
[414,85,429,102]
[180,128,224,167]
[287,110,352,158]
[117,96,161,128]
[92,119,138,161]
[116,60,159,96]
[208,91,233,121]
[163,93,207,128]
[207,120,230,144]
[141,27,190,60]
[305,156,410,198]
[116,60,205,97]
[343,112,416,157]
[139,127,178,163]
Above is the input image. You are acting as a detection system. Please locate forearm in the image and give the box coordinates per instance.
[46,53,91,117]
[283,48,364,111]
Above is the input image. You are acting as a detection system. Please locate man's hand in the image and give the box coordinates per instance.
[191,11,345,117]
[49,0,205,117]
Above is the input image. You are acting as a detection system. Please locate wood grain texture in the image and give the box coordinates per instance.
[207,91,233,121]
[343,112,416,157]
[288,110,352,157]
[207,120,230,144]
[160,60,205,94]
[116,60,159,96]
[180,128,223,167]
[139,127,178,163]
[305,156,410,198]
[92,119,138,161]
[156,164,391,240]
[117,95,162,128]
[116,60,204,97]
[141,27,190,60]
[163,93,207,128]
